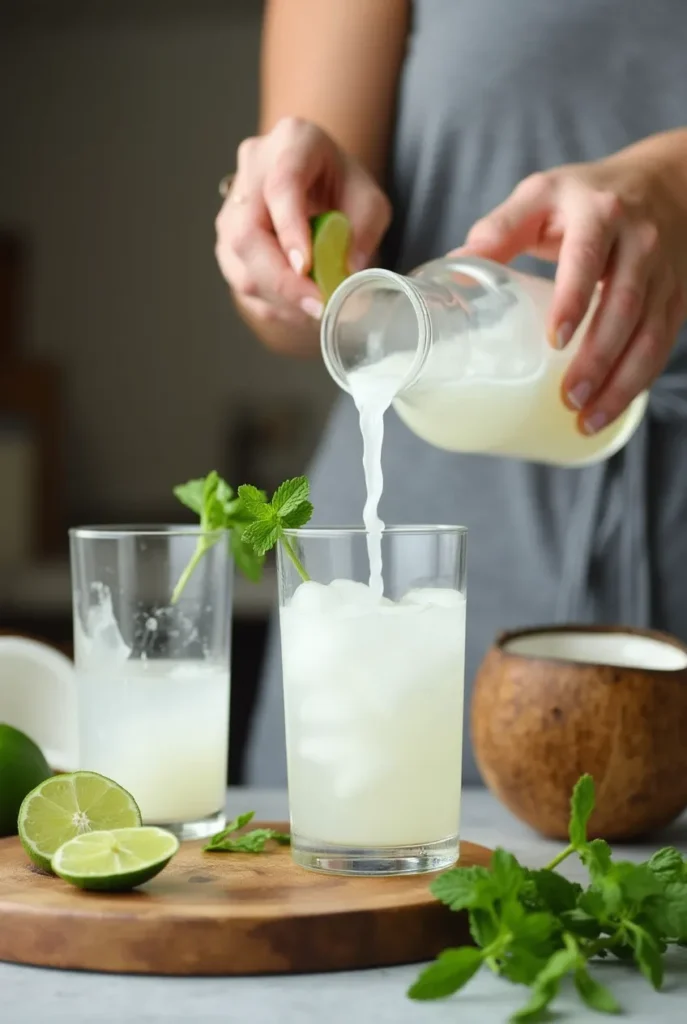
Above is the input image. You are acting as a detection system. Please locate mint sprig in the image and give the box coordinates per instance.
[238,476,313,581]
[203,811,290,854]
[409,774,687,1021]
[171,471,264,603]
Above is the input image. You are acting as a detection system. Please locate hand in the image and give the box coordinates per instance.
[215,117,391,327]
[457,144,687,433]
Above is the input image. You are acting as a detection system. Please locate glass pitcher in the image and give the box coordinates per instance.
[320,257,647,467]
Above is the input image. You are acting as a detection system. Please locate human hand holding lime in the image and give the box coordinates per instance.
[215,119,389,327]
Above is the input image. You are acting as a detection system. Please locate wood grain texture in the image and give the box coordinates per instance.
[0,828,491,975]
[472,624,687,841]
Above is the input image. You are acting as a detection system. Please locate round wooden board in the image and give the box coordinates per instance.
[0,826,492,976]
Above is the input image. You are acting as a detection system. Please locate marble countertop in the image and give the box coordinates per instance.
[1,787,686,1024]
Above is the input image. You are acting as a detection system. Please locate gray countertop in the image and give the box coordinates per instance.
[2,788,687,1024]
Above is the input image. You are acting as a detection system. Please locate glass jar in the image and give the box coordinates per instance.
[320,256,647,467]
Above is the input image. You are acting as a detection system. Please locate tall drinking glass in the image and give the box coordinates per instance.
[69,526,232,840]
[277,525,467,875]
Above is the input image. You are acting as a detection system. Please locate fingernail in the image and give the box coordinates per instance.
[567,380,592,409]
[349,250,368,273]
[555,322,574,350]
[300,297,324,320]
[583,411,608,435]
[288,249,305,275]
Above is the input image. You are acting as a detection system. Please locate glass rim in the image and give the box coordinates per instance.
[320,267,432,393]
[69,524,228,540]
[283,524,467,538]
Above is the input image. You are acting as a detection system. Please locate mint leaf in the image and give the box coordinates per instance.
[645,881,687,941]
[513,940,581,1022]
[203,812,290,854]
[207,828,290,854]
[171,471,268,599]
[525,869,582,914]
[469,907,500,948]
[490,848,525,899]
[238,477,313,581]
[578,888,606,920]
[431,865,494,911]
[511,984,555,1023]
[628,922,664,989]
[173,478,205,515]
[407,947,482,1001]
[616,863,664,905]
[281,501,315,529]
[647,847,685,884]
[570,774,595,848]
[237,484,270,518]
[271,476,309,516]
[511,912,559,947]
[205,810,255,849]
[242,520,281,557]
[230,525,265,582]
[582,838,613,882]
[574,966,622,1014]
[500,947,551,987]
[559,907,602,940]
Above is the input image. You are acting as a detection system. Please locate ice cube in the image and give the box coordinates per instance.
[401,587,465,609]
[328,579,380,606]
[298,689,357,728]
[333,745,390,799]
[77,583,131,665]
[298,735,356,765]
[288,580,342,613]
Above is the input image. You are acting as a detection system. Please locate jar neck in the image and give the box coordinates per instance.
[320,269,434,395]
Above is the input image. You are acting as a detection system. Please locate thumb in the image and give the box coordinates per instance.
[456,184,552,264]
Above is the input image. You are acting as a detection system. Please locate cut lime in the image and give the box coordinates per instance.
[0,724,52,838]
[18,771,142,872]
[310,210,351,301]
[52,826,179,892]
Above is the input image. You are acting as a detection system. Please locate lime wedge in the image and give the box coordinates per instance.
[310,210,351,301]
[52,826,179,891]
[18,771,142,872]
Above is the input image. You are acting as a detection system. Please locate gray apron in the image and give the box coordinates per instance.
[247,0,687,785]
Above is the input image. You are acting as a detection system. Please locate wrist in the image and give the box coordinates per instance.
[610,128,687,212]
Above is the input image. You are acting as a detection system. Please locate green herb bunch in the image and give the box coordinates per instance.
[171,471,312,603]
[410,775,687,1021]
[203,811,290,854]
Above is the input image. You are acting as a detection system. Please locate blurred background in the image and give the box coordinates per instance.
[0,0,337,780]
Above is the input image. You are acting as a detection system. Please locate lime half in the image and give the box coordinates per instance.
[310,210,351,301]
[52,826,179,892]
[18,771,141,872]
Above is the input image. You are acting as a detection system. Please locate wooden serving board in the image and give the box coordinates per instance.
[0,825,491,976]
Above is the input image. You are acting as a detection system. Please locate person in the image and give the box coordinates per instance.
[215,0,687,786]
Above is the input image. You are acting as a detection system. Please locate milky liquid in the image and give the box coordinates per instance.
[349,314,646,468]
[349,361,407,595]
[74,584,229,824]
[281,580,465,846]
[76,660,229,823]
